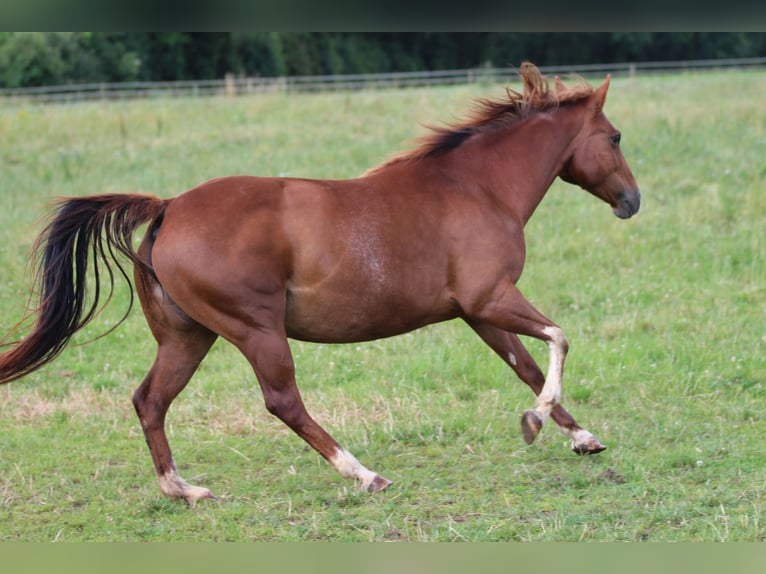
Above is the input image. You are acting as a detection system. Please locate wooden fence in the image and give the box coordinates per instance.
[2,57,765,104]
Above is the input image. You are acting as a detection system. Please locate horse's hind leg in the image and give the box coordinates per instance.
[225,294,391,492]
[132,276,218,504]
[241,329,392,492]
[465,309,606,454]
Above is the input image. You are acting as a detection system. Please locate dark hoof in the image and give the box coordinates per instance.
[521,410,543,445]
[367,475,393,492]
[572,439,607,456]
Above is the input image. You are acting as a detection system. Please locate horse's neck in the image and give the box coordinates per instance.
[443,107,584,225]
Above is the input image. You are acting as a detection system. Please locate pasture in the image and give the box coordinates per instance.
[0,70,764,541]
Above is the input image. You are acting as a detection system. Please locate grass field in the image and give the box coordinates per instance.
[0,70,764,541]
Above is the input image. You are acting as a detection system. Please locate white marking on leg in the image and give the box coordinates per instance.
[562,426,604,453]
[158,468,187,499]
[157,464,214,502]
[508,352,517,366]
[563,427,595,444]
[329,447,378,491]
[535,325,567,422]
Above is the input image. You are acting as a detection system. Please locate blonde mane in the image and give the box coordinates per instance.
[364,62,594,176]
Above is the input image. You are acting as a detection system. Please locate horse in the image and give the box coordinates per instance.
[0,63,640,504]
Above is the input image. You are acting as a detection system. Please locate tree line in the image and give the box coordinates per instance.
[1,32,764,88]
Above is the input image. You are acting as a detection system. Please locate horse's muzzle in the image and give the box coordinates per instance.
[613,189,641,219]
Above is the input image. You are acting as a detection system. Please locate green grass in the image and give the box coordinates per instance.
[0,71,764,541]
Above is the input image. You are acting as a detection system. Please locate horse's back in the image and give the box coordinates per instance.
[148,175,459,343]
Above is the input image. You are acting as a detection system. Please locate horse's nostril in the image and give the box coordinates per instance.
[613,189,640,219]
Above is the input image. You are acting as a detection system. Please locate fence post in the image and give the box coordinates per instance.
[225,73,236,97]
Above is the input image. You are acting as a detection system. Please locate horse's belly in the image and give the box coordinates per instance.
[284,284,453,343]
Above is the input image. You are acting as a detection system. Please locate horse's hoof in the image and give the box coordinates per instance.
[367,474,393,492]
[184,487,219,506]
[572,438,607,455]
[521,410,543,444]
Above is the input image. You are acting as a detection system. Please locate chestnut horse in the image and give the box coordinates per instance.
[0,63,640,503]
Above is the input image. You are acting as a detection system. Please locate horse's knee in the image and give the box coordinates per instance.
[543,325,568,355]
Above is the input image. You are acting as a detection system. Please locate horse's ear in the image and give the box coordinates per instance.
[591,74,611,116]
[554,76,566,94]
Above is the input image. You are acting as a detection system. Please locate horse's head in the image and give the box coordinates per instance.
[559,76,641,219]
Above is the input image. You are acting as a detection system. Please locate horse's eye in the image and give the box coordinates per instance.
[610,133,621,146]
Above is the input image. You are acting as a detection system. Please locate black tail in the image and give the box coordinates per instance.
[0,194,167,384]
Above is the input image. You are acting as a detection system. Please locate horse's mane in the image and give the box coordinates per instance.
[364,62,594,176]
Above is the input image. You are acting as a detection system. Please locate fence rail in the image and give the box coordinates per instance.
[2,57,766,104]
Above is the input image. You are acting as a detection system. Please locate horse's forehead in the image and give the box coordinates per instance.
[586,109,617,133]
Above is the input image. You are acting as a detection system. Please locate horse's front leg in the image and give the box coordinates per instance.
[462,280,603,452]
[466,320,606,454]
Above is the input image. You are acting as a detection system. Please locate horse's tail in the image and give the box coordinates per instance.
[0,193,167,384]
